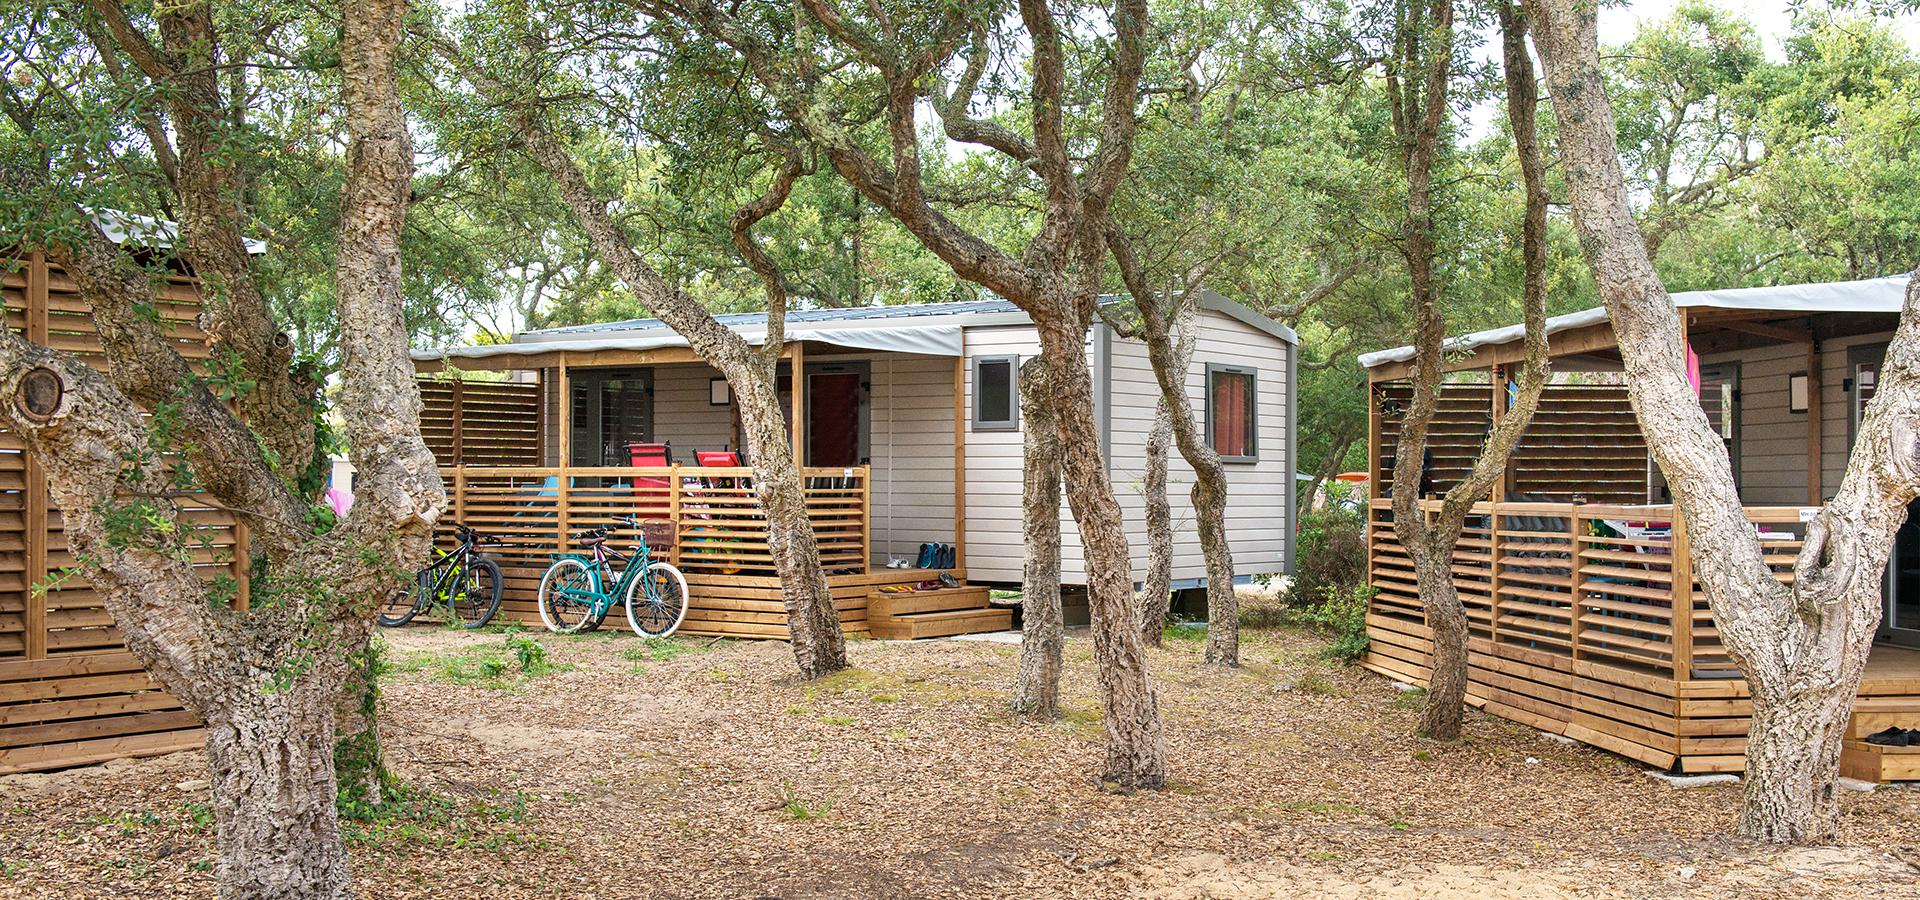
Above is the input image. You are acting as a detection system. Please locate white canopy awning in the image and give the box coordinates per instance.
[1357,274,1912,369]
[412,322,965,364]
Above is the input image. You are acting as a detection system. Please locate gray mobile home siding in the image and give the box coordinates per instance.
[963,310,1294,586]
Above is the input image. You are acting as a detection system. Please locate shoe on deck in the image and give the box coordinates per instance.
[1865,726,1912,747]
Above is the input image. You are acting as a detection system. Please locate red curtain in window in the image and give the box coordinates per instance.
[1212,372,1250,457]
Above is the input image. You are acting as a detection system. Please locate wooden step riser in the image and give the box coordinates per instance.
[869,609,1012,641]
[1848,710,1920,739]
[1840,739,1920,782]
[869,587,989,618]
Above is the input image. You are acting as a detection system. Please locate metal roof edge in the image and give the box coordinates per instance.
[1198,289,1299,345]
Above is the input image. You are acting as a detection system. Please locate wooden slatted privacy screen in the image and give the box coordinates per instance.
[1372,380,1493,496]
[0,252,244,775]
[417,378,542,467]
[1509,383,1648,501]
[1366,497,1818,772]
[1374,379,1648,502]
[441,465,870,634]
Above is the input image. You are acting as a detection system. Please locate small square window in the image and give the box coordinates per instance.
[974,355,1019,431]
[1207,364,1257,462]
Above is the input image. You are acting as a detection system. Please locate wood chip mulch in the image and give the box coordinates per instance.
[2,624,1917,899]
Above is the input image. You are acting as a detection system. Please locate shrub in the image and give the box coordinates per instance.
[1281,505,1367,612]
[1293,583,1373,663]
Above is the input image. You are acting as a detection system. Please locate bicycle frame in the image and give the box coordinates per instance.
[410,534,479,614]
[554,533,665,617]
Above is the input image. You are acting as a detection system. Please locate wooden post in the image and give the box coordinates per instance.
[1489,364,1506,502]
[860,466,872,573]
[556,354,572,551]
[536,369,550,465]
[24,252,49,659]
[449,378,465,467]
[1568,503,1585,660]
[952,355,967,571]
[452,468,467,524]
[1670,510,1695,680]
[1367,374,1382,497]
[1488,365,1505,643]
[1807,339,1824,504]
[668,464,682,567]
[557,355,572,467]
[790,341,806,464]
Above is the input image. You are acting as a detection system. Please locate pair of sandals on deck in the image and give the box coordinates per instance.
[879,572,962,594]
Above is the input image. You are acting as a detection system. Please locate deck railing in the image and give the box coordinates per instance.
[442,466,871,596]
[1368,498,1806,679]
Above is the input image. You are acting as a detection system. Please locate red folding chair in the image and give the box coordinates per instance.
[625,441,673,502]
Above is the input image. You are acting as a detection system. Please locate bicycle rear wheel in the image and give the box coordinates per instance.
[537,558,599,634]
[625,561,690,638]
[450,556,504,629]
[377,572,426,627]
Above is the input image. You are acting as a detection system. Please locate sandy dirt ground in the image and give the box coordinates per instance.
[2,622,1917,899]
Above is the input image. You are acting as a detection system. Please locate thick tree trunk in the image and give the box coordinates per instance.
[1035,313,1168,790]
[1532,0,1920,841]
[203,664,354,900]
[1014,358,1065,719]
[735,372,848,677]
[1138,397,1174,647]
[1414,554,1470,737]
[1175,435,1236,667]
[1740,679,1858,841]
[1382,0,1555,742]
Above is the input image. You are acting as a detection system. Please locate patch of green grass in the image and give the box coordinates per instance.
[619,637,709,663]
[784,704,811,716]
[1160,622,1207,643]
[86,810,163,837]
[1292,671,1343,697]
[805,667,989,705]
[1306,850,1340,862]
[390,633,568,690]
[1412,750,1434,762]
[341,782,547,852]
[1055,706,1105,741]
[1391,687,1428,710]
[1278,799,1369,816]
[775,783,834,821]
[819,714,856,726]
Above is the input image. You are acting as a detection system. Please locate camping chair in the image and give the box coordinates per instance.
[625,441,674,514]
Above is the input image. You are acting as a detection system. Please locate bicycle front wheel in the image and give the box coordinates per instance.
[377,572,426,627]
[625,561,690,638]
[450,556,504,629]
[537,558,599,634]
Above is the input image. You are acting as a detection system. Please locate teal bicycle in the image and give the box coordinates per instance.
[536,514,689,637]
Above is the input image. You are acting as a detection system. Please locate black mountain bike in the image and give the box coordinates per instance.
[379,523,505,629]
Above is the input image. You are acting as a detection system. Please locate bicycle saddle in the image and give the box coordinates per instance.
[573,526,611,546]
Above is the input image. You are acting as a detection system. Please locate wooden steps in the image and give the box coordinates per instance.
[867,585,1011,640]
[1840,698,1920,782]
[1841,740,1920,782]
[1847,697,1920,739]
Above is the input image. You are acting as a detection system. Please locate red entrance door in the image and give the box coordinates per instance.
[807,371,862,466]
